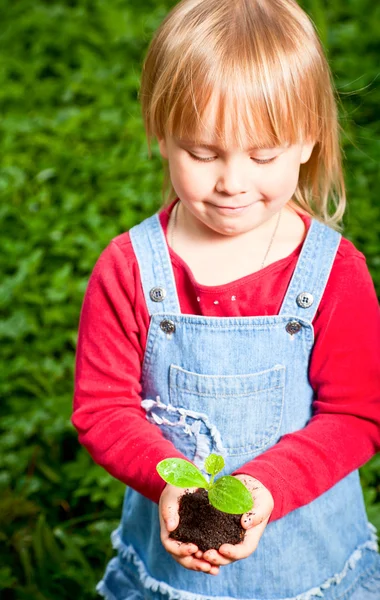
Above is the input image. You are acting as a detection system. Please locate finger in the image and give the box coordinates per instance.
[240,488,273,531]
[160,486,199,532]
[233,476,273,523]
[218,522,266,561]
[241,509,268,530]
[176,554,220,575]
[218,542,249,562]
[163,537,198,558]
[202,548,233,566]
[161,503,180,532]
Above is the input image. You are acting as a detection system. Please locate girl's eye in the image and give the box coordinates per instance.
[187,152,277,164]
[252,157,276,164]
[188,152,216,163]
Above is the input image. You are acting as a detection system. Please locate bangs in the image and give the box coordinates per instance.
[163,64,320,150]
[145,0,324,150]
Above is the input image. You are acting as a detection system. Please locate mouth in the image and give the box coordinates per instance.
[211,203,253,214]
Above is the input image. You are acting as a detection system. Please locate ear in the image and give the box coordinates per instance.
[300,141,315,164]
[158,137,168,160]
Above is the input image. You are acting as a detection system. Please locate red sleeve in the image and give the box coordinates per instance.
[71,239,185,504]
[233,250,380,520]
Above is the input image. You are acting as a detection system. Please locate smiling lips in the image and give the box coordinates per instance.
[211,203,253,212]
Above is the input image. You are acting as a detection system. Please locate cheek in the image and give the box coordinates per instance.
[263,163,300,198]
[170,168,196,198]
[169,160,213,198]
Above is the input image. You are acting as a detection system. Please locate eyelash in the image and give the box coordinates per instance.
[188,152,276,165]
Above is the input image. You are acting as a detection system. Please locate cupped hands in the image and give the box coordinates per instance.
[159,475,274,575]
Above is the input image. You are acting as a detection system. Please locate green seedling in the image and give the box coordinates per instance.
[156,453,253,514]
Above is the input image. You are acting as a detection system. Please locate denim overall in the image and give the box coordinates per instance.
[97,213,379,600]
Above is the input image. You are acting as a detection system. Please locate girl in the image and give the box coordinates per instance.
[72,0,380,598]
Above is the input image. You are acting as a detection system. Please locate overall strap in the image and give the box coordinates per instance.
[129,213,181,316]
[279,219,341,322]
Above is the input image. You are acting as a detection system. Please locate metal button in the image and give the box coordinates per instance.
[160,319,176,334]
[296,292,314,309]
[150,287,166,302]
[286,320,302,335]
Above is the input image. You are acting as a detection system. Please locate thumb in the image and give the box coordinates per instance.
[241,499,272,530]
[241,510,260,530]
[233,474,274,530]
[160,492,180,532]
[241,494,273,529]
[165,508,179,532]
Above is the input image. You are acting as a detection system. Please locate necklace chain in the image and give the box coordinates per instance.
[170,200,180,253]
[170,201,282,270]
[260,207,282,269]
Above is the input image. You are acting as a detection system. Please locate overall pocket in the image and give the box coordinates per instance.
[142,364,285,468]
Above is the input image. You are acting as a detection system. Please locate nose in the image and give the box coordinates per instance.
[215,158,249,196]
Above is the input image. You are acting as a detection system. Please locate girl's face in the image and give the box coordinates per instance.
[158,117,314,239]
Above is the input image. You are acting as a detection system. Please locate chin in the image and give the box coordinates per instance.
[215,224,248,237]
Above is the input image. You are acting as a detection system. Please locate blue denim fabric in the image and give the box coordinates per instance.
[97,214,379,600]
[339,552,380,599]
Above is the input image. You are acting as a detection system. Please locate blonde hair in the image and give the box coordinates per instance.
[140,0,346,228]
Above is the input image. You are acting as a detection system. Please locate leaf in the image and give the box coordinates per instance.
[41,519,65,566]
[204,454,224,476]
[156,458,209,489]
[54,528,96,587]
[33,515,45,568]
[36,168,57,183]
[208,476,254,514]
[18,546,34,586]
[0,566,17,588]
[36,460,61,483]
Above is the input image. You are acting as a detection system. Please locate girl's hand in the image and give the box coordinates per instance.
[200,475,274,567]
[159,483,220,576]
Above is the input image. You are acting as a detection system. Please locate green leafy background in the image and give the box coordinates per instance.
[1,0,379,597]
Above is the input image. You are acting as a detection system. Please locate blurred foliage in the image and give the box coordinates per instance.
[0,0,379,597]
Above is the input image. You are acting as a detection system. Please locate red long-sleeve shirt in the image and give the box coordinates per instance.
[72,202,380,520]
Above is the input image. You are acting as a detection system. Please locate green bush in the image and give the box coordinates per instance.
[1,0,379,597]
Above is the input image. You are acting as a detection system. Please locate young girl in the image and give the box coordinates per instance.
[72,0,380,598]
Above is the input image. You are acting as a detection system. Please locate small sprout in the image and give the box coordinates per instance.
[156,453,253,514]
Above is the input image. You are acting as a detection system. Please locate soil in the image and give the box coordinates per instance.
[169,488,245,552]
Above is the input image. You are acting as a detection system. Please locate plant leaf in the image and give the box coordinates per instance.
[204,454,224,476]
[156,458,209,489]
[208,476,254,514]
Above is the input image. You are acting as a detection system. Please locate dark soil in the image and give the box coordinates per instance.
[169,488,245,552]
